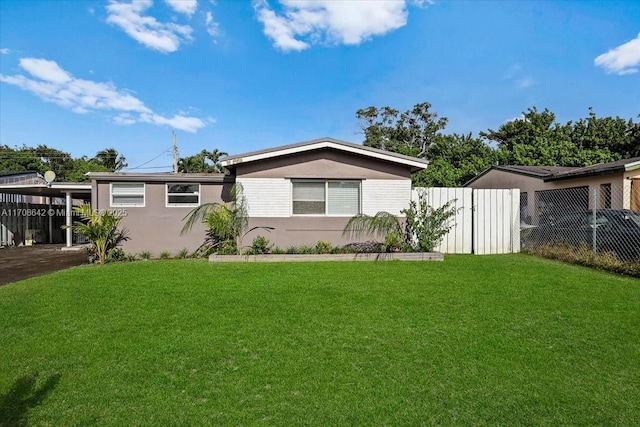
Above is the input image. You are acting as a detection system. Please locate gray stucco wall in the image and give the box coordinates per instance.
[93,180,228,255]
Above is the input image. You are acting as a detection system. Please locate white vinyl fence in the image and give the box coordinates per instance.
[412,187,520,254]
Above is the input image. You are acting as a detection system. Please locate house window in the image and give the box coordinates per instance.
[600,184,611,209]
[111,183,145,207]
[292,180,360,215]
[166,183,200,207]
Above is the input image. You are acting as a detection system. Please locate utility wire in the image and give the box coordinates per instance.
[123,147,172,171]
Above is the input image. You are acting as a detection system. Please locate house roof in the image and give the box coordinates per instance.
[547,157,640,181]
[220,137,429,172]
[0,170,39,178]
[87,172,232,183]
[465,156,640,186]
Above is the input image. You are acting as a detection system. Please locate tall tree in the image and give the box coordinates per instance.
[482,107,638,166]
[0,145,116,182]
[93,148,128,171]
[414,133,497,187]
[178,149,228,173]
[356,102,448,158]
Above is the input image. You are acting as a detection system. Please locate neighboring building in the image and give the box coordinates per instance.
[88,137,428,254]
[0,171,90,246]
[465,157,640,224]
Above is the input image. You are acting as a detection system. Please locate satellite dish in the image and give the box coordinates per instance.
[44,170,56,184]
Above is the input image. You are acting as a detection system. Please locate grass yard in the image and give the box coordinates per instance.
[1,254,639,426]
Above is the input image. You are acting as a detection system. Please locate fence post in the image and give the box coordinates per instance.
[592,188,597,261]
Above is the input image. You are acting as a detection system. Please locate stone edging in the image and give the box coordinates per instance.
[209,252,444,262]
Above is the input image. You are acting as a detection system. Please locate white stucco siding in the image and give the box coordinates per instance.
[362,179,412,216]
[237,178,291,217]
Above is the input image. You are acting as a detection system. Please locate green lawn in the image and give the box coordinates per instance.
[1,255,639,426]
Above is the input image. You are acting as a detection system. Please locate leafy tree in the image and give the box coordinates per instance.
[0,145,126,181]
[480,107,580,166]
[178,149,228,173]
[93,148,127,171]
[356,102,448,158]
[481,107,638,166]
[414,133,497,187]
[64,157,110,182]
[67,203,130,264]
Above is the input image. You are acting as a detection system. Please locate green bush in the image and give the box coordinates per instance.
[315,240,333,254]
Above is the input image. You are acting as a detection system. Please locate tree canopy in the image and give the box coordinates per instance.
[357,102,639,186]
[0,145,126,182]
[177,149,228,174]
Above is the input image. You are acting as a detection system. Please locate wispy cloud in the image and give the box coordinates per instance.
[503,64,535,89]
[594,33,640,75]
[0,57,208,133]
[205,11,220,38]
[106,0,193,53]
[254,0,417,52]
[0,48,10,54]
[516,77,535,88]
[164,0,198,17]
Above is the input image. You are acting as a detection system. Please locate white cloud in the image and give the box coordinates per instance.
[0,57,207,133]
[164,0,198,16]
[254,0,413,52]
[106,0,193,53]
[205,11,220,37]
[0,48,10,54]
[594,33,640,75]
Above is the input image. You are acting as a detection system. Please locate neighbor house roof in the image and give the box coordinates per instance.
[0,170,39,178]
[0,181,91,199]
[465,157,640,186]
[547,157,640,181]
[220,137,429,172]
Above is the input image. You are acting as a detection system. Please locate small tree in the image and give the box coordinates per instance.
[67,204,130,264]
[404,190,457,252]
[343,190,456,252]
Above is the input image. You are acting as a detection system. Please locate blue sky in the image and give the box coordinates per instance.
[1,0,638,172]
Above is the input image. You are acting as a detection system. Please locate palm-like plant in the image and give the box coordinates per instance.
[67,203,130,264]
[343,190,456,252]
[342,212,408,252]
[181,184,272,256]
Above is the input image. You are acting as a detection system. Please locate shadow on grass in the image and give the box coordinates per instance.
[0,373,61,427]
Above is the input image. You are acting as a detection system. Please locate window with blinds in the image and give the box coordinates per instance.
[292,180,360,215]
[111,183,145,207]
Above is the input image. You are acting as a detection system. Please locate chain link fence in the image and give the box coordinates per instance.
[520,184,640,276]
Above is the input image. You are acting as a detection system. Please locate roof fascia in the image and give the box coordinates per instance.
[221,140,428,170]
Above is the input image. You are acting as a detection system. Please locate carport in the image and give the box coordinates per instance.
[0,181,91,248]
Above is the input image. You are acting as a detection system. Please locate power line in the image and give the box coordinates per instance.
[123,147,172,171]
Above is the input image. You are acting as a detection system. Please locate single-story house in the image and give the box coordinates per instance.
[465,157,640,224]
[88,137,428,254]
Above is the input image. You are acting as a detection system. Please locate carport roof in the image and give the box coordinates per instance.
[0,181,91,200]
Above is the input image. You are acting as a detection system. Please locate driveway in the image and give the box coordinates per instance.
[0,245,89,286]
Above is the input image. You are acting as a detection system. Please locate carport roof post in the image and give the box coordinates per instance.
[65,192,73,248]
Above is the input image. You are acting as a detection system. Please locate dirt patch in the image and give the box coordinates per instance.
[0,245,89,286]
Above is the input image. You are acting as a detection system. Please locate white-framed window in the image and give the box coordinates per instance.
[166,183,200,207]
[111,182,145,207]
[292,180,360,216]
